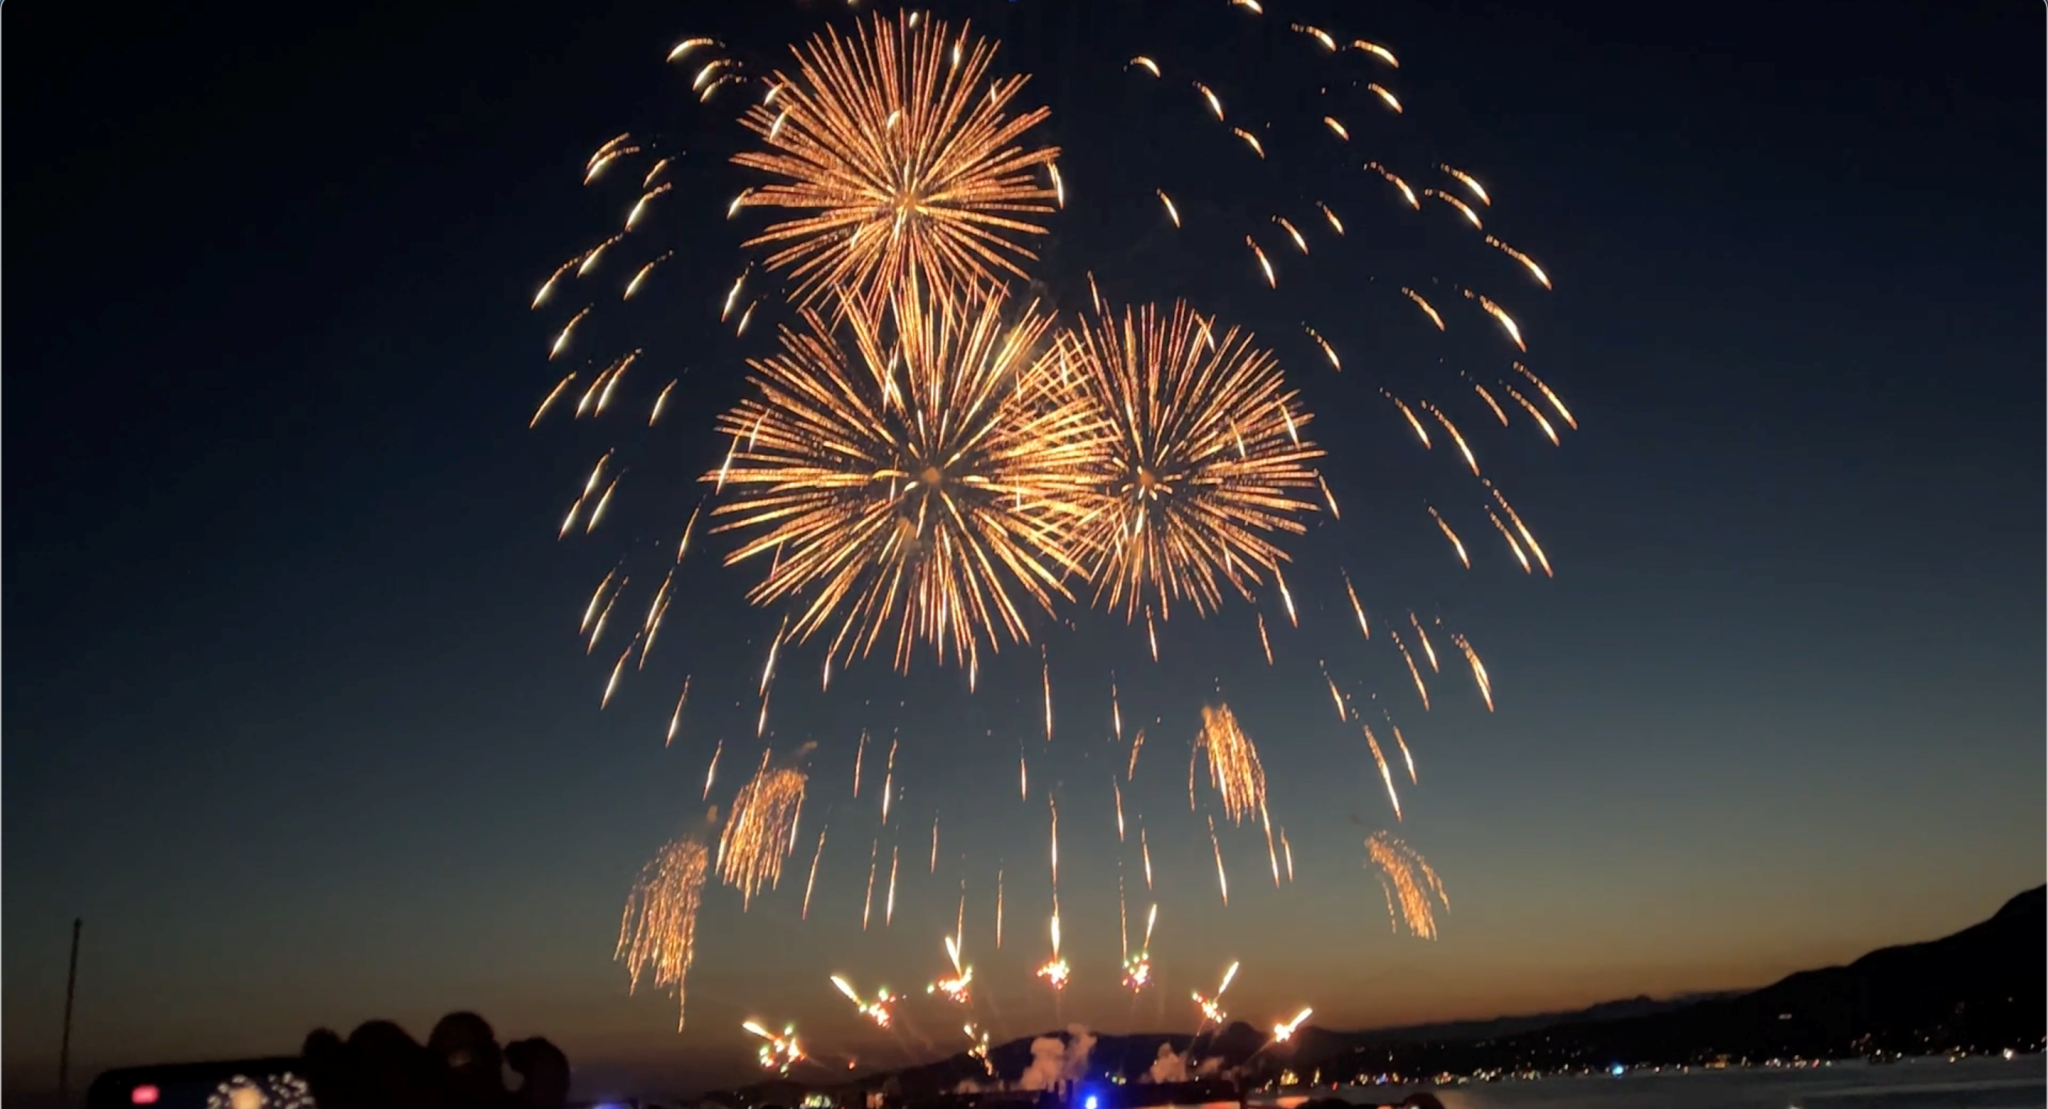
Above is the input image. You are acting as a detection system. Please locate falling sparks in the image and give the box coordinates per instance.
[1290,23,1337,50]
[1466,290,1528,351]
[743,1020,805,1075]
[1368,163,1420,210]
[1487,507,1533,573]
[1194,82,1224,120]
[1440,163,1492,206]
[1280,827,1295,882]
[1392,723,1418,784]
[1042,651,1054,742]
[1473,382,1511,425]
[1362,725,1403,822]
[1231,127,1266,159]
[716,754,808,907]
[1366,832,1448,939]
[1387,393,1432,447]
[831,975,897,1028]
[530,373,576,428]
[1421,402,1481,476]
[1486,480,1553,576]
[1513,362,1578,428]
[1256,612,1274,666]
[1274,216,1309,255]
[1113,778,1127,842]
[927,934,973,1004]
[885,844,899,926]
[1206,814,1230,906]
[1274,564,1298,627]
[648,379,677,426]
[702,739,723,799]
[1366,83,1403,113]
[1157,189,1182,228]
[1452,632,1493,710]
[1350,40,1400,67]
[1246,236,1277,287]
[1487,236,1552,289]
[1388,627,1431,710]
[1196,703,1269,824]
[1141,825,1154,890]
[1424,188,1483,229]
[1426,506,1472,569]
[531,256,580,310]
[1341,570,1372,641]
[666,678,691,747]
[626,183,672,230]
[1128,728,1147,780]
[1129,55,1161,78]
[930,815,940,873]
[1315,201,1345,235]
[1400,287,1445,331]
[802,828,827,919]
[1322,116,1350,141]
[862,840,877,930]
[882,737,897,824]
[616,835,708,1029]
[1502,383,1561,446]
[1047,162,1066,209]
[549,306,592,360]
[1407,613,1441,673]
[1273,1007,1314,1042]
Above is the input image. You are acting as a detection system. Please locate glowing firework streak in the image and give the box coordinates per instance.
[1114,778,1127,842]
[1368,163,1420,210]
[862,839,877,930]
[1362,725,1403,821]
[649,379,676,425]
[549,306,591,360]
[1129,56,1161,77]
[1247,236,1277,286]
[532,256,580,310]
[1467,291,1527,351]
[530,373,576,427]
[1487,507,1533,573]
[801,828,827,919]
[1322,116,1350,141]
[1486,480,1552,576]
[1351,40,1400,67]
[1141,825,1154,890]
[1407,613,1440,673]
[1454,633,1494,711]
[1231,127,1266,159]
[626,182,671,230]
[1275,565,1298,627]
[1036,912,1069,990]
[1487,236,1551,289]
[1257,612,1274,666]
[882,737,897,823]
[1440,163,1492,206]
[1273,1007,1313,1042]
[1424,188,1482,229]
[886,844,900,926]
[1388,628,1431,710]
[1157,189,1182,228]
[1290,23,1336,50]
[1207,814,1229,906]
[927,934,973,1004]
[1194,82,1224,120]
[1426,506,1471,569]
[831,975,897,1028]
[1316,201,1344,235]
[1473,383,1510,425]
[667,678,691,748]
[1128,728,1146,779]
[1386,394,1431,447]
[1366,831,1448,939]
[1400,287,1444,331]
[996,867,1004,948]
[1322,666,1347,722]
[616,835,708,1029]
[1342,569,1370,639]
[1501,383,1560,445]
[1280,827,1294,882]
[1043,652,1054,742]
[743,1020,805,1075]
[1366,83,1402,113]
[1512,362,1577,428]
[1393,725,1418,784]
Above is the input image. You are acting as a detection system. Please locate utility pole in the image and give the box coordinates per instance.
[58,918,82,1108]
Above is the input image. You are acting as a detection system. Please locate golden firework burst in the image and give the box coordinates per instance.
[707,281,1106,672]
[733,12,1060,310]
[1365,830,1448,940]
[717,754,808,906]
[1058,301,1325,620]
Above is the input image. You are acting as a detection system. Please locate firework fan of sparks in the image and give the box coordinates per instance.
[733,12,1061,311]
[1365,830,1449,939]
[717,756,808,905]
[1059,300,1326,621]
[708,279,1108,672]
[617,835,709,1028]
[1195,703,1267,824]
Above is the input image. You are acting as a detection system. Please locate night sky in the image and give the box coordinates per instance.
[5,0,2042,1099]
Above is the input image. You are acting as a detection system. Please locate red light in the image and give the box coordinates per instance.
[131,1086,161,1105]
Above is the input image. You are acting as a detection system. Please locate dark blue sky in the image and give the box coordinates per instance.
[5,0,2042,1098]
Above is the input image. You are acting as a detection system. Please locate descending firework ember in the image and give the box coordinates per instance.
[1191,960,1240,1028]
[731,13,1060,309]
[830,975,897,1028]
[1059,301,1324,621]
[716,754,807,906]
[1036,912,1070,990]
[708,281,1106,672]
[1195,704,1268,825]
[1365,831,1448,939]
[1454,633,1494,710]
[1512,362,1577,428]
[1426,505,1471,568]
[1486,236,1551,289]
[744,1020,805,1075]
[617,835,709,1029]
[1362,725,1403,821]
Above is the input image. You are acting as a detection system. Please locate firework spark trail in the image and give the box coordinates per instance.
[1512,362,1577,428]
[1321,664,1347,722]
[1425,509,1474,568]
[1454,633,1495,710]
[531,373,577,427]
[1280,827,1294,882]
[666,678,691,747]
[616,835,708,1029]
[1048,794,1061,893]
[600,645,632,708]
[1232,127,1267,159]
[1194,82,1224,120]
[743,1020,805,1075]
[1362,725,1403,821]
[1043,651,1054,742]
[863,839,878,930]
[802,828,828,919]
[852,730,867,797]
[1471,383,1511,425]
[1366,83,1402,113]
[1392,724,1418,784]
[1366,831,1448,939]
[1261,804,1280,888]
[1275,216,1309,255]
[1246,236,1277,287]
[928,933,973,1004]
[1502,383,1560,445]
[1196,704,1268,824]
[1388,628,1431,710]
[718,756,808,907]
[1272,1006,1314,1042]
[1351,39,1399,66]
[1407,613,1440,673]
[1487,507,1533,572]
[1399,288,1444,332]
[1369,163,1421,210]
[1385,394,1430,447]
[709,282,1105,674]
[1322,115,1350,141]
[1113,777,1127,842]
[995,867,1004,949]
[831,975,897,1028]
[1147,607,1160,661]
[1465,290,1528,352]
[1127,728,1146,779]
[1422,188,1482,229]
[931,815,940,873]
[702,738,723,799]
[1129,55,1161,77]
[1061,302,1323,623]
[1141,825,1154,890]
[1421,402,1481,476]
[1256,612,1274,666]
[1486,480,1553,576]
[1206,814,1229,906]
[882,736,898,824]
[1486,236,1551,289]
[1019,744,1028,799]
[730,12,1060,310]
[1157,189,1182,228]
[1341,569,1371,639]
[1111,678,1123,743]
[886,843,899,926]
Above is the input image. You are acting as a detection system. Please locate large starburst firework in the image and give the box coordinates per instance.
[707,281,1106,672]
[617,835,710,1029]
[733,12,1060,310]
[1059,301,1325,621]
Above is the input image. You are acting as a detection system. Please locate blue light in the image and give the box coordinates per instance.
[1084,1095,1099,1109]
[1608,1064,1626,1077]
